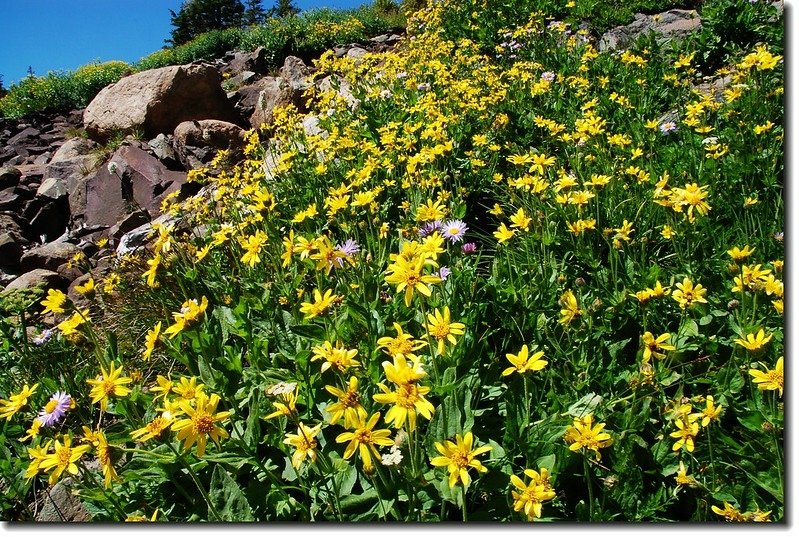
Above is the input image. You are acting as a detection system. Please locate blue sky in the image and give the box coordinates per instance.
[0,0,370,86]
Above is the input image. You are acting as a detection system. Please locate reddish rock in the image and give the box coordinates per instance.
[83,165,127,228]
[108,145,187,215]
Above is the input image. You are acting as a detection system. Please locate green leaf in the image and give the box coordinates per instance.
[566,393,603,418]
[209,465,254,521]
[607,338,632,361]
[290,323,326,341]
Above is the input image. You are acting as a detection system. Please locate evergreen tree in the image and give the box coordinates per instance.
[243,0,267,26]
[268,0,299,18]
[168,0,246,46]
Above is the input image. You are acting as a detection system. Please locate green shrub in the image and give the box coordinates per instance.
[0,4,401,118]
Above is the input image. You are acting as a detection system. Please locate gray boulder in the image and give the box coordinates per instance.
[84,63,240,141]
[20,240,81,272]
[174,119,246,169]
[4,268,67,292]
[599,10,702,52]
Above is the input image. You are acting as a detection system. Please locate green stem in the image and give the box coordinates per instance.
[77,461,127,520]
[461,486,468,522]
[583,456,594,521]
[166,442,221,521]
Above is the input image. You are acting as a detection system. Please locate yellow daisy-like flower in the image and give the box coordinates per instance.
[734,328,772,353]
[372,356,435,433]
[430,431,492,488]
[510,467,556,521]
[171,392,232,457]
[641,332,675,362]
[674,461,696,487]
[425,306,466,356]
[0,383,39,421]
[163,296,209,338]
[335,412,394,473]
[264,389,298,420]
[749,356,783,397]
[172,376,205,403]
[509,207,532,231]
[131,415,173,443]
[325,376,367,428]
[142,322,162,361]
[415,198,447,222]
[558,289,582,326]
[671,277,707,309]
[40,289,68,314]
[376,322,427,358]
[711,501,746,522]
[502,344,548,376]
[727,245,754,263]
[669,417,700,452]
[299,288,340,319]
[384,256,442,308]
[239,231,268,267]
[493,223,516,243]
[75,277,96,297]
[25,440,53,480]
[39,434,92,485]
[284,422,323,469]
[564,414,613,460]
[86,361,133,411]
[57,308,89,337]
[691,395,723,427]
[311,340,360,373]
[84,428,118,488]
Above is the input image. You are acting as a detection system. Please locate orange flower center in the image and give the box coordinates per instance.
[56,446,72,466]
[194,413,215,434]
[395,384,420,408]
[341,390,360,408]
[102,379,118,397]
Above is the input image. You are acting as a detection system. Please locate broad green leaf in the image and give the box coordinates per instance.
[209,465,254,521]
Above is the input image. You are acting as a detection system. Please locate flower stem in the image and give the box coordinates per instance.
[167,442,221,521]
[583,456,594,521]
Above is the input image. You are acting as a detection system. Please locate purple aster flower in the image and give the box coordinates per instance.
[442,220,468,244]
[462,242,477,254]
[437,266,452,281]
[418,220,442,238]
[335,239,360,267]
[38,391,71,427]
[659,121,678,135]
[541,71,556,82]
[33,329,54,346]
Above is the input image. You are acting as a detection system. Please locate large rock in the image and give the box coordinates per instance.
[223,46,270,77]
[83,63,240,141]
[81,145,188,227]
[0,230,27,270]
[173,119,246,169]
[317,75,359,111]
[108,145,187,215]
[83,164,127,228]
[250,57,313,129]
[4,268,67,292]
[0,166,21,189]
[230,78,271,120]
[599,10,702,52]
[35,479,91,522]
[20,240,81,272]
[280,56,313,92]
